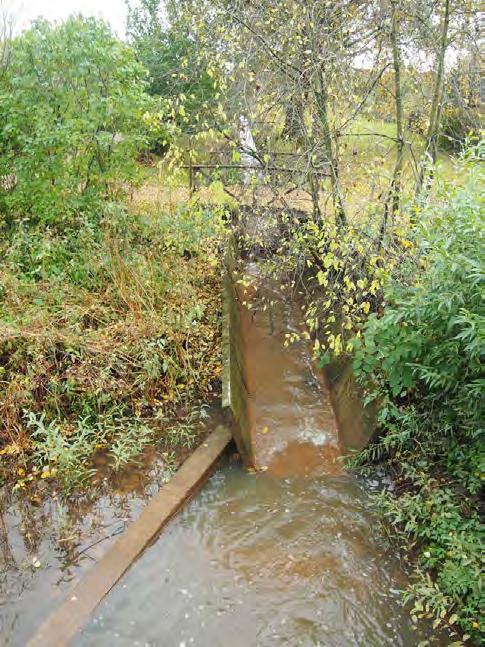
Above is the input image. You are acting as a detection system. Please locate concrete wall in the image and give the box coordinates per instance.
[222,242,256,466]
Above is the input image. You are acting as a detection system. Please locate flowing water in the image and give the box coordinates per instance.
[76,273,444,646]
[0,446,176,646]
[0,412,227,646]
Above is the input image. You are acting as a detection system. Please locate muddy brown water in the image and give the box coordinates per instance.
[69,271,446,646]
[0,264,449,646]
[0,405,229,646]
[0,445,176,646]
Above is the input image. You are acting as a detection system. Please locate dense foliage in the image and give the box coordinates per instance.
[0,17,150,227]
[351,161,484,640]
[0,16,225,494]
[127,0,218,134]
[0,196,223,490]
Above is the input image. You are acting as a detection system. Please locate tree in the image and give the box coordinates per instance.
[381,0,405,236]
[415,0,451,197]
[126,0,218,132]
[0,16,151,227]
[155,0,477,231]
[178,0,391,228]
[0,1,13,81]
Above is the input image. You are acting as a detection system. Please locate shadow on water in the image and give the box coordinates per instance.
[0,448,165,646]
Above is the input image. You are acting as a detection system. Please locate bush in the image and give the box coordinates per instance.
[439,104,481,153]
[352,164,484,641]
[407,108,428,136]
[0,199,224,493]
[0,15,225,496]
[0,16,151,228]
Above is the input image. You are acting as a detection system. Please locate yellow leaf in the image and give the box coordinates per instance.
[0,444,20,456]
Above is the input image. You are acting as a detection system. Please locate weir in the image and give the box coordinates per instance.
[73,235,439,645]
[223,202,374,471]
[224,260,342,474]
[27,214,440,645]
[26,133,438,644]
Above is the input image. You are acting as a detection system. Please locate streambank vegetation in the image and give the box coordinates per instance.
[0,0,483,643]
[0,17,225,494]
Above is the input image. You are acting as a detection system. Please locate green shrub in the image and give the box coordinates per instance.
[0,16,151,228]
[407,108,428,136]
[352,164,484,641]
[439,104,481,153]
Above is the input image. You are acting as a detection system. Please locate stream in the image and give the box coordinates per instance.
[74,270,443,646]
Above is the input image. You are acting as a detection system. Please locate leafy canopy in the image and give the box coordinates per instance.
[0,16,151,227]
[127,0,218,130]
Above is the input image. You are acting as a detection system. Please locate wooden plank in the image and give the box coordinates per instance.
[28,425,233,647]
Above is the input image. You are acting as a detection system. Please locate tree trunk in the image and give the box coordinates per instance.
[283,96,305,142]
[314,72,347,229]
[308,166,322,223]
[381,0,404,241]
[415,0,451,199]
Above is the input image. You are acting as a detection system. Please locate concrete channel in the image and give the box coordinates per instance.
[27,219,379,646]
[70,231,438,646]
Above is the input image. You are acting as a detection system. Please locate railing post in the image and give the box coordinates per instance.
[188,155,194,196]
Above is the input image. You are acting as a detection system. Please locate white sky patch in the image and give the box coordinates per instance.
[8,0,128,38]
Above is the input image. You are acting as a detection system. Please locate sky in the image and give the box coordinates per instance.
[9,0,128,37]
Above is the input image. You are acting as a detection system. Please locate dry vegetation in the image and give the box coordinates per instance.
[0,185,224,491]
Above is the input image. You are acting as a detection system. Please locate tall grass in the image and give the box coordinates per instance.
[0,197,225,493]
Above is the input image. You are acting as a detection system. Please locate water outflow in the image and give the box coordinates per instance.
[77,267,438,646]
[232,265,342,475]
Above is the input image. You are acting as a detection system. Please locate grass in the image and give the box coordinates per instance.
[336,117,464,225]
[0,182,226,494]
